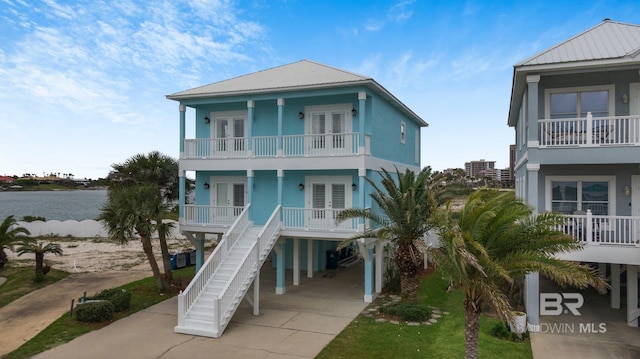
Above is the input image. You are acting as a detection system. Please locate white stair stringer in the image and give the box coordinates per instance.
[175,206,282,338]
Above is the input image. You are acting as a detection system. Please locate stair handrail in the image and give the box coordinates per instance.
[216,206,282,330]
[177,204,251,326]
[257,205,282,256]
[221,204,252,251]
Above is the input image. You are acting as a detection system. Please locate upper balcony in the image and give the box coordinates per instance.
[539,113,640,148]
[182,133,371,160]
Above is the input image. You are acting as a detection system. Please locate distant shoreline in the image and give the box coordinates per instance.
[0,186,108,192]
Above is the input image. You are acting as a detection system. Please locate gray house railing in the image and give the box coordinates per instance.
[540,112,640,147]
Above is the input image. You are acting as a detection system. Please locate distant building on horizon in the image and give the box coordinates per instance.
[464,159,495,179]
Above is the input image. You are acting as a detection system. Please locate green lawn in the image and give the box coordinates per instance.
[3,266,195,359]
[317,271,533,359]
[0,266,69,308]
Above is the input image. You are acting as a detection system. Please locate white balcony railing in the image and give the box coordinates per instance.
[281,207,359,231]
[561,211,640,246]
[183,205,244,226]
[184,133,370,159]
[539,113,640,147]
[184,138,247,158]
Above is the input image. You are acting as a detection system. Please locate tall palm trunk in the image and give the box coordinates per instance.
[139,233,164,290]
[157,222,173,285]
[396,242,420,302]
[464,297,481,359]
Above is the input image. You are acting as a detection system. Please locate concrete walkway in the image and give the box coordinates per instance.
[32,262,368,358]
[530,277,640,359]
[0,269,151,357]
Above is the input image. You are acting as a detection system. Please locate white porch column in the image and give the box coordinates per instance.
[247,100,254,157]
[627,265,638,327]
[375,240,383,294]
[277,98,284,157]
[307,239,314,278]
[611,263,620,309]
[525,272,540,329]
[293,238,300,285]
[358,91,366,153]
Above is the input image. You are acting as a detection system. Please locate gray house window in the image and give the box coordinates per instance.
[551,180,609,215]
[550,90,609,118]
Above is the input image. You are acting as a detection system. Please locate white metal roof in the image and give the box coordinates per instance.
[167,60,427,126]
[167,60,371,98]
[517,19,640,66]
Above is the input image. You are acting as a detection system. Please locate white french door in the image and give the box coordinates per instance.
[211,177,246,224]
[212,115,246,156]
[307,176,351,229]
[306,105,352,155]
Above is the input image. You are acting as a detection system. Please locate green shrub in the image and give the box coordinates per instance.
[21,215,46,222]
[490,322,529,341]
[75,301,114,322]
[87,288,132,312]
[379,302,430,322]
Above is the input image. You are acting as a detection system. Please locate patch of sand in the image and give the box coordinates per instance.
[5,237,196,273]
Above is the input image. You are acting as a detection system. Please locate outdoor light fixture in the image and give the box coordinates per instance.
[624,186,631,196]
[298,183,304,190]
[352,182,357,191]
[298,111,304,119]
[351,108,357,116]
[204,182,210,189]
[623,94,629,104]
[204,116,210,124]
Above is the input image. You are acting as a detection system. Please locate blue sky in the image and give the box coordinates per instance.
[1,0,639,179]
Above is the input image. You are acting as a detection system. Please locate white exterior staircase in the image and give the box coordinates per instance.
[175,205,282,337]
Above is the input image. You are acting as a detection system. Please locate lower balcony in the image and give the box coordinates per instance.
[181,205,362,237]
[557,212,640,265]
[562,213,640,246]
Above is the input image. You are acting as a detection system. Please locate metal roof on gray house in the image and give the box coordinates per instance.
[517,19,640,68]
[167,60,427,126]
[508,19,640,126]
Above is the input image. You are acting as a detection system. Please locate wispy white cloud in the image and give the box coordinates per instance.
[0,0,267,128]
[363,0,415,32]
[462,1,482,16]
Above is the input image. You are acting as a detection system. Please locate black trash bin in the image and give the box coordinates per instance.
[326,250,340,270]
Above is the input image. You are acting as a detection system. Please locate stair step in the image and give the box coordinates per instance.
[176,222,281,339]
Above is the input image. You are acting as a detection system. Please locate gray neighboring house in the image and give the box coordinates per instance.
[508,19,640,329]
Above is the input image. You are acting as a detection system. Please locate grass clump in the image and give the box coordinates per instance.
[379,301,430,322]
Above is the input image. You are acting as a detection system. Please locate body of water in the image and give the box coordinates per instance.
[0,190,108,221]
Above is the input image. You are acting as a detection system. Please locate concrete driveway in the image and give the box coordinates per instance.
[32,261,368,359]
[530,277,640,359]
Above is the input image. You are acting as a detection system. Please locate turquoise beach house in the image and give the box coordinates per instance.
[166,60,427,337]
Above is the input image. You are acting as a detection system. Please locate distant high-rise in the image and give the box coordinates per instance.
[464,159,495,178]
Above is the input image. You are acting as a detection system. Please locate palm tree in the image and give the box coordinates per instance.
[0,215,31,269]
[16,237,63,276]
[108,151,180,284]
[336,167,435,302]
[434,190,607,359]
[100,184,171,290]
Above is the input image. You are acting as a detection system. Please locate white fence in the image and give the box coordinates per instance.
[16,219,187,239]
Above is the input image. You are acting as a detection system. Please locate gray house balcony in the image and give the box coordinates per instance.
[557,210,640,265]
[539,112,640,148]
